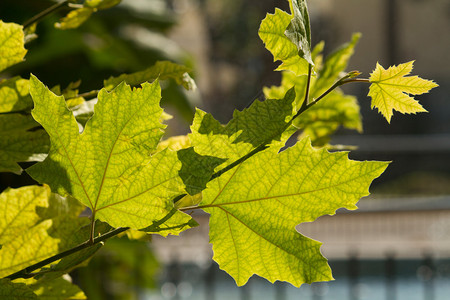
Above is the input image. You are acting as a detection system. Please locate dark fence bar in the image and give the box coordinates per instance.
[348,253,359,300]
[385,253,396,300]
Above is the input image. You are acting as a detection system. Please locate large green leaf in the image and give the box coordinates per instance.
[0,21,27,72]
[103,60,196,91]
[0,113,49,174]
[368,61,438,123]
[200,139,388,286]
[285,0,313,66]
[258,9,309,76]
[189,88,296,170]
[27,76,193,234]
[0,279,37,299]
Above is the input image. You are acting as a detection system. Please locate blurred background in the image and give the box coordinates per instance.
[1,0,449,299]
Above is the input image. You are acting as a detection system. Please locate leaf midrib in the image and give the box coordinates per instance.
[199,162,384,210]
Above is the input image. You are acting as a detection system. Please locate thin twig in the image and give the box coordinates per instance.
[5,227,129,280]
[23,0,70,29]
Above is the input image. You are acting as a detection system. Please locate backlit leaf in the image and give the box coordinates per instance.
[27,76,193,234]
[55,8,93,30]
[0,185,50,246]
[0,21,27,72]
[0,185,108,278]
[258,9,309,76]
[201,139,388,286]
[368,61,438,123]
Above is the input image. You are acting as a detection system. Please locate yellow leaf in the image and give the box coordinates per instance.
[368,61,438,123]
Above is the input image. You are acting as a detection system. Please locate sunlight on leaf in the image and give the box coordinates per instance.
[201,139,388,286]
[27,76,194,234]
[368,61,438,123]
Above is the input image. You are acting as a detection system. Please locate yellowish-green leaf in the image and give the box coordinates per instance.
[0,185,107,278]
[0,185,50,246]
[27,76,193,234]
[103,60,196,91]
[0,76,32,113]
[0,279,38,299]
[0,21,27,72]
[258,9,309,76]
[200,139,388,286]
[55,8,93,30]
[0,216,54,277]
[368,61,438,123]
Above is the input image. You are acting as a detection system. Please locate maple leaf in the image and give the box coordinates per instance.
[368,61,438,123]
[27,75,195,234]
[198,138,388,286]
